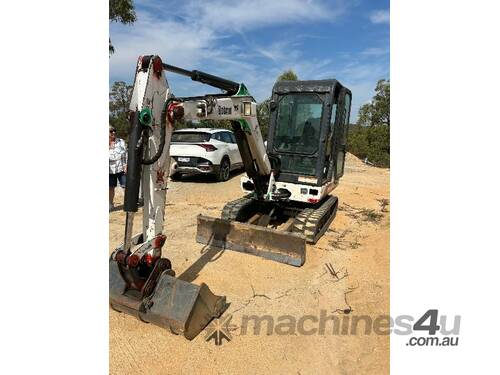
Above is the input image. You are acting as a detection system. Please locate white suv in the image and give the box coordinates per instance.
[170,128,243,181]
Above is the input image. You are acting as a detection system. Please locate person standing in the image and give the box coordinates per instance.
[109,126,127,210]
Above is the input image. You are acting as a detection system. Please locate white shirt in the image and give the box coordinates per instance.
[109,138,127,174]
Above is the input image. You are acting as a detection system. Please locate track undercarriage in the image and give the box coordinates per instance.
[196,195,339,266]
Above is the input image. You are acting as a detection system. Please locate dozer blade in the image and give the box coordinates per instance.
[196,214,306,267]
[109,260,227,340]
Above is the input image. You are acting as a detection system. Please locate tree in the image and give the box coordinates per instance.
[256,98,271,139]
[357,79,390,127]
[109,81,133,115]
[198,119,233,130]
[277,70,298,81]
[109,0,136,55]
[109,81,133,138]
[347,79,390,167]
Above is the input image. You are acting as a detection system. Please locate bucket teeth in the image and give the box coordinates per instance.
[196,214,306,267]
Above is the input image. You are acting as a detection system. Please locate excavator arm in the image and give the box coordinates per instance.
[109,56,228,340]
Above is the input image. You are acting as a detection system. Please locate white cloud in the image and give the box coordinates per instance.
[313,60,388,122]
[254,41,302,62]
[110,0,388,120]
[369,9,390,24]
[360,46,390,57]
[110,11,216,79]
[185,0,343,31]
[110,0,346,87]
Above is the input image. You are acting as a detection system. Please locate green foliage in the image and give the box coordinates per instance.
[109,0,136,23]
[171,119,195,130]
[109,81,132,115]
[357,79,390,127]
[347,124,390,167]
[109,0,136,55]
[198,119,233,130]
[277,70,298,81]
[257,98,270,139]
[109,113,129,139]
[347,79,390,168]
[109,81,133,139]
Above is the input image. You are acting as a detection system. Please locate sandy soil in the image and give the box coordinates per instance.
[109,153,390,374]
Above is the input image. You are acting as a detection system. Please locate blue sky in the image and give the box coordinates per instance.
[109,0,389,121]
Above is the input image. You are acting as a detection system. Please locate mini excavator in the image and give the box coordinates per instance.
[109,55,351,339]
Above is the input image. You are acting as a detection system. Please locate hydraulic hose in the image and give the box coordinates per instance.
[124,111,144,213]
[141,98,176,165]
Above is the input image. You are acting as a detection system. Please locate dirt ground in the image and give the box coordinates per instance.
[109,153,390,375]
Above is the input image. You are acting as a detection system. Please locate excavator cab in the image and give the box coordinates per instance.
[267,80,352,188]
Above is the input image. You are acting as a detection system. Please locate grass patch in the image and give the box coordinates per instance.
[359,208,383,223]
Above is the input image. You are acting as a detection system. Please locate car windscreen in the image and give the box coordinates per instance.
[171,132,212,143]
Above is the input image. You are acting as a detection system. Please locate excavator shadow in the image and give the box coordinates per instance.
[177,245,225,283]
[172,170,245,184]
[109,204,124,213]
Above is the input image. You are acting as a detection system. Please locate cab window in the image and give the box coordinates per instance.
[220,132,233,143]
[273,93,323,155]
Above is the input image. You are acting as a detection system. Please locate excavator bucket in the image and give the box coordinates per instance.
[196,215,306,267]
[109,257,227,340]
[145,273,227,339]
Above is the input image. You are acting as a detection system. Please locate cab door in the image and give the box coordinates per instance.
[333,90,351,181]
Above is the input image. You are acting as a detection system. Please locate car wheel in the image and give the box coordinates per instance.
[170,172,182,181]
[217,157,231,182]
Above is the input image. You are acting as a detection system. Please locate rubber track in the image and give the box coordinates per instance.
[221,195,254,221]
[292,196,338,243]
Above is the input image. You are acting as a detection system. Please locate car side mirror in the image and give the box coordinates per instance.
[270,101,277,111]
